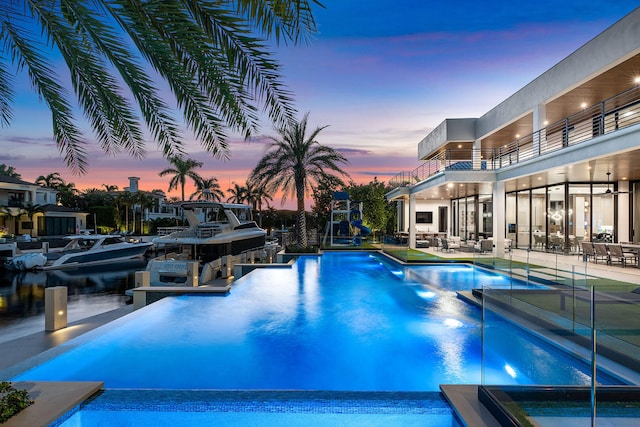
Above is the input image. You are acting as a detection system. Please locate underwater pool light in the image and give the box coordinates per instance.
[444,318,463,328]
[416,290,437,299]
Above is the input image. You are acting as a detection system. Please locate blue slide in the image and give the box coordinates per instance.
[349,209,370,237]
[351,220,371,236]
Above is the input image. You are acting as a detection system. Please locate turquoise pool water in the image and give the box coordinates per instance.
[14,252,619,391]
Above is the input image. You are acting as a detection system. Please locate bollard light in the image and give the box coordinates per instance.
[45,286,68,331]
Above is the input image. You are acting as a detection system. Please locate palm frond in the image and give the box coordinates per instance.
[1,0,321,172]
[31,1,145,159]
[60,0,184,159]
[1,16,87,173]
[0,58,14,127]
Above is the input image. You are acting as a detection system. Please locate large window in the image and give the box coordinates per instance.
[633,182,640,243]
[508,182,617,253]
[547,185,565,239]
[506,193,516,243]
[516,191,530,249]
[568,184,591,251]
[591,184,614,241]
[37,216,75,236]
[479,195,493,239]
[531,188,546,249]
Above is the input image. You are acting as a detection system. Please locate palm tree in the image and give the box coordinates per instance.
[0,1,320,174]
[114,192,135,232]
[191,177,224,201]
[56,181,79,207]
[36,172,65,189]
[133,192,154,234]
[0,164,21,179]
[159,157,204,201]
[226,182,248,204]
[250,113,349,247]
[246,180,272,227]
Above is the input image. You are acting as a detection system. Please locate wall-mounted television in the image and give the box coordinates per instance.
[416,211,433,224]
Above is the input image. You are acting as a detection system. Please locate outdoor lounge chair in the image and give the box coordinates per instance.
[608,244,637,267]
[581,241,595,262]
[592,242,610,264]
[474,239,493,253]
[441,238,460,252]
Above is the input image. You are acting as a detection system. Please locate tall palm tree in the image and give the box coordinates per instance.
[36,172,65,189]
[0,164,21,179]
[191,177,224,201]
[0,1,320,174]
[250,113,349,246]
[133,192,154,234]
[114,191,135,232]
[226,182,248,204]
[159,157,204,201]
[246,180,272,227]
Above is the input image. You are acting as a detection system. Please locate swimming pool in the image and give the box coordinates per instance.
[13,252,619,391]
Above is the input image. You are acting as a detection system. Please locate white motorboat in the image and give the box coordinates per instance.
[6,234,153,271]
[148,202,268,285]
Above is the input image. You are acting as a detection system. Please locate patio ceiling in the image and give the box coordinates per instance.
[480,53,640,151]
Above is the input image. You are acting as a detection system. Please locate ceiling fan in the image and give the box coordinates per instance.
[596,171,632,196]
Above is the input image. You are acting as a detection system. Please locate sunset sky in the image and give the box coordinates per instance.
[1,1,638,208]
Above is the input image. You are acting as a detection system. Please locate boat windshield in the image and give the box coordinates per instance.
[203,206,252,223]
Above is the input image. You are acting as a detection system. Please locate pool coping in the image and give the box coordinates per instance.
[440,384,501,427]
[3,381,102,427]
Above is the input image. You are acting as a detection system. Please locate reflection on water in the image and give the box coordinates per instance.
[0,259,147,333]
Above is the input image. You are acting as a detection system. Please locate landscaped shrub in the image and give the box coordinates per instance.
[285,245,318,253]
[0,381,33,423]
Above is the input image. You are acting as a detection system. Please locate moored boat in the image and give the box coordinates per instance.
[6,234,152,271]
[148,202,269,285]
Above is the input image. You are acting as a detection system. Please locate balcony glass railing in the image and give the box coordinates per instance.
[389,84,640,189]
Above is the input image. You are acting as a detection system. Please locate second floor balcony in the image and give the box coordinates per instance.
[390,84,640,189]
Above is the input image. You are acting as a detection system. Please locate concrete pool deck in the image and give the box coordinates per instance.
[0,305,133,373]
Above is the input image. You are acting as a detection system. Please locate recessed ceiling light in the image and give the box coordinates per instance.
[537,177,542,180]
[635,76,640,84]
[622,177,628,180]
[581,102,588,109]
[515,134,520,138]
[458,144,462,148]
[543,120,549,125]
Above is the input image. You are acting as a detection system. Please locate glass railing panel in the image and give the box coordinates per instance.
[380,233,410,262]
[481,271,640,426]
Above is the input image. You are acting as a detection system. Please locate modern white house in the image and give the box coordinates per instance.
[0,174,87,238]
[386,7,640,256]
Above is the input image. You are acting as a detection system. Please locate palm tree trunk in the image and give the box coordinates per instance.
[296,181,307,247]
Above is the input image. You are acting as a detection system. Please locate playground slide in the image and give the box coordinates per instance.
[351,221,371,236]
